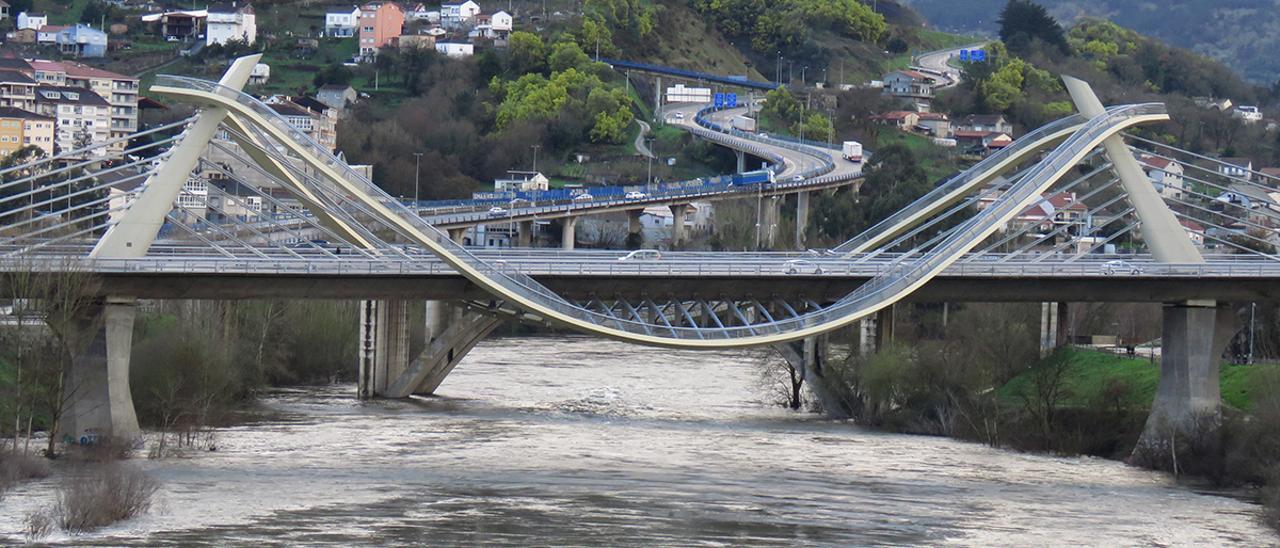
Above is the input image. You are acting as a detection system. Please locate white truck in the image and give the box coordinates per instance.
[732,115,757,132]
[842,141,864,163]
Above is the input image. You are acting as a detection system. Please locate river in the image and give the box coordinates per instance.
[0,336,1274,545]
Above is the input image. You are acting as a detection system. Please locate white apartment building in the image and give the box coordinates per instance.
[325,5,360,37]
[32,86,111,158]
[28,60,139,154]
[207,2,256,46]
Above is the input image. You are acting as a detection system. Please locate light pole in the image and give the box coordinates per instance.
[413,152,422,209]
[531,144,541,172]
[645,136,655,191]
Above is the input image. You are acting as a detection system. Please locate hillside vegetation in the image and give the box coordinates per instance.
[903,0,1280,84]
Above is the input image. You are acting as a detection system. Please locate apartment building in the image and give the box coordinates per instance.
[358,1,404,59]
[25,60,140,154]
[33,85,111,158]
[0,70,37,111]
[0,106,54,158]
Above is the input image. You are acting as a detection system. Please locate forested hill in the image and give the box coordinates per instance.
[902,0,1280,84]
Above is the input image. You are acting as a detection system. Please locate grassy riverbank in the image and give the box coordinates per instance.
[999,348,1280,411]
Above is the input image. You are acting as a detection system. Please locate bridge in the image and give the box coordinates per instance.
[419,102,863,248]
[3,56,1278,457]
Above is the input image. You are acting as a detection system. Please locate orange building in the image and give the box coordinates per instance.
[358,2,404,59]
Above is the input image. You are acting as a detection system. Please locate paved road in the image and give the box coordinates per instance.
[634,120,654,159]
[913,43,987,89]
[663,103,862,182]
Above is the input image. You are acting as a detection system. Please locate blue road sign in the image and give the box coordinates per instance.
[959,49,970,62]
[727,93,738,107]
[714,93,725,108]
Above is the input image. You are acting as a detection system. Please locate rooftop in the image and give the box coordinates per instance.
[0,70,35,84]
[35,85,109,106]
[0,106,53,120]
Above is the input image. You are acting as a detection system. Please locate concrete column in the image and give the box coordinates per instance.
[874,305,895,350]
[859,317,876,356]
[795,191,811,248]
[1136,303,1238,454]
[424,300,449,344]
[447,227,466,245]
[669,204,688,245]
[775,334,850,418]
[762,196,781,248]
[627,209,644,238]
[561,216,577,250]
[61,297,140,444]
[357,299,413,398]
[1039,302,1060,357]
[517,220,534,247]
[735,150,746,174]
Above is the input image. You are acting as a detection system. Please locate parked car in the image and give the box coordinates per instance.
[1101,259,1142,276]
[617,249,662,261]
[488,206,507,217]
[783,259,823,275]
[625,191,648,200]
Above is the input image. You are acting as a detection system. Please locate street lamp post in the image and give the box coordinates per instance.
[413,152,423,210]
[531,144,541,172]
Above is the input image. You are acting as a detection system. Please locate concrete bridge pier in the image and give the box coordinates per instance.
[761,196,781,248]
[795,191,811,248]
[1135,302,1240,456]
[776,334,851,418]
[518,220,535,247]
[360,300,505,399]
[670,204,688,245]
[735,150,746,174]
[1039,302,1069,356]
[61,296,141,445]
[448,228,466,245]
[358,299,412,399]
[628,209,644,242]
[561,217,577,250]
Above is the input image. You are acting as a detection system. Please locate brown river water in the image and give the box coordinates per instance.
[0,336,1274,545]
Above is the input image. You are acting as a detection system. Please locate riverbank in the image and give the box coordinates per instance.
[818,343,1280,534]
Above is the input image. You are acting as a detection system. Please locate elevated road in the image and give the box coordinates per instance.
[11,250,1279,303]
[421,103,862,230]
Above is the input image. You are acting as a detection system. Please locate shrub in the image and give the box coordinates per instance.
[0,449,52,497]
[53,464,159,533]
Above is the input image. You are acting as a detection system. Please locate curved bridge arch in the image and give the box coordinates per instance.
[150,76,1167,349]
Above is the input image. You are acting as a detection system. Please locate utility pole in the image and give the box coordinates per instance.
[413,152,422,208]
[531,144,541,172]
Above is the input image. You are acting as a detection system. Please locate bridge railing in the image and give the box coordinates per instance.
[693,105,842,181]
[832,110,1093,253]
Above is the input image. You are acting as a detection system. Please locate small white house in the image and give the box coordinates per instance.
[36,24,65,44]
[491,10,512,32]
[17,11,46,30]
[494,171,548,192]
[435,41,474,58]
[441,0,479,29]
[249,62,270,85]
[206,2,256,46]
[324,5,359,37]
[1141,156,1185,200]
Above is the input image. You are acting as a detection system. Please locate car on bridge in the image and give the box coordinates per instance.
[783,259,823,275]
[488,206,507,217]
[791,175,805,183]
[625,191,648,200]
[1101,259,1142,276]
[618,249,662,261]
[573,194,594,202]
